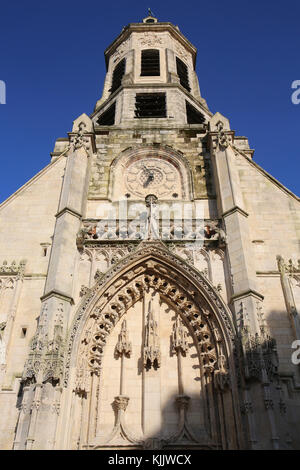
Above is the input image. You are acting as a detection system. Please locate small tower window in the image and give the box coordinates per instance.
[97,102,116,126]
[135,93,166,118]
[21,327,27,338]
[40,243,50,257]
[110,58,126,94]
[186,101,205,124]
[141,49,160,76]
[176,57,191,92]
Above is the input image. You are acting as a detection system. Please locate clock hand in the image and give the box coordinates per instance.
[143,173,154,187]
[142,165,151,175]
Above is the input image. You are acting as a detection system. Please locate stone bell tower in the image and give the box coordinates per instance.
[93,12,208,126]
[1,12,300,451]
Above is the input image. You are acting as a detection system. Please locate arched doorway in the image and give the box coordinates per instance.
[64,241,242,450]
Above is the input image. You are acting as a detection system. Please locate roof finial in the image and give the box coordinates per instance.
[148,7,155,17]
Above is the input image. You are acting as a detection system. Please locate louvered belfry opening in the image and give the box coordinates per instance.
[141,49,160,76]
[97,102,116,126]
[186,101,205,124]
[176,57,191,92]
[135,93,166,118]
[110,58,126,94]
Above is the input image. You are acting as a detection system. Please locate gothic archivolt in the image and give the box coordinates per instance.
[65,240,241,449]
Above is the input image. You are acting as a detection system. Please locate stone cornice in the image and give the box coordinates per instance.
[55,207,82,220]
[230,289,264,303]
[256,271,280,277]
[92,82,212,119]
[40,289,74,304]
[222,206,249,219]
[104,22,197,69]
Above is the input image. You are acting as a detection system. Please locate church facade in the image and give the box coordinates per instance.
[0,14,300,450]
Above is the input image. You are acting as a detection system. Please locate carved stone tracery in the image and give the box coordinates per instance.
[66,241,236,389]
[73,264,230,393]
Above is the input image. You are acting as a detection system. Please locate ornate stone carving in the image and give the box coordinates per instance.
[240,400,253,415]
[145,194,159,240]
[164,393,208,447]
[176,394,190,410]
[80,285,91,297]
[93,394,143,449]
[0,322,6,338]
[51,401,61,415]
[138,32,163,47]
[241,329,278,383]
[115,320,132,358]
[174,41,188,62]
[78,218,225,243]
[31,400,41,412]
[94,269,104,281]
[171,316,188,356]
[23,303,65,385]
[111,39,130,63]
[0,259,26,278]
[204,221,227,247]
[278,256,300,277]
[65,240,236,387]
[143,299,161,370]
[216,121,231,149]
[113,395,129,412]
[279,397,287,414]
[264,398,274,410]
[70,122,91,152]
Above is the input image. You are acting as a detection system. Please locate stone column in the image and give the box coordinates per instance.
[17,114,96,450]
[142,293,161,438]
[277,255,300,339]
[208,113,263,334]
[208,112,279,448]
[1,262,26,388]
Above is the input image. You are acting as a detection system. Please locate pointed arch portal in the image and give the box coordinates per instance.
[64,241,242,450]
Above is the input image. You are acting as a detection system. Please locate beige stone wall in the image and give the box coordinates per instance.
[234,151,300,381]
[0,156,65,448]
[0,157,65,273]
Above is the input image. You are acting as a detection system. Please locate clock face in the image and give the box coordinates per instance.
[125,158,179,198]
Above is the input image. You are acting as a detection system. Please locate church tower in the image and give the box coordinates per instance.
[0,13,300,450]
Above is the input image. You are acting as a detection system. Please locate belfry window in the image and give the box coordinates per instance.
[176,57,191,92]
[141,49,160,76]
[135,93,166,118]
[186,101,205,124]
[110,58,126,94]
[97,102,116,126]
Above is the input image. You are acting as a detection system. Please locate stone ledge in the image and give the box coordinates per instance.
[222,206,249,219]
[230,289,264,303]
[40,289,74,304]
[55,207,82,220]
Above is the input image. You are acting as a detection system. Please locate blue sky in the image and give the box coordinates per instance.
[0,0,299,202]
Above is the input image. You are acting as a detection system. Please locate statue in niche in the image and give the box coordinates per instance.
[145,194,159,240]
